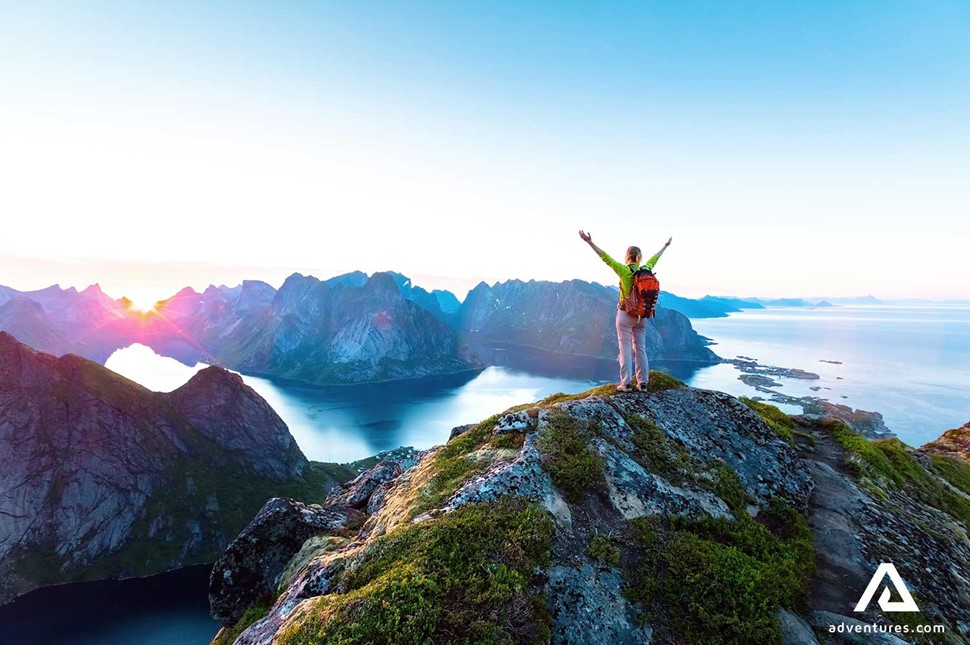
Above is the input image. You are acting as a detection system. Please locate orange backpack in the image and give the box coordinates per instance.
[620,265,661,318]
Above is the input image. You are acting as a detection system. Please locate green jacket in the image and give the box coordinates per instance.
[599,250,662,301]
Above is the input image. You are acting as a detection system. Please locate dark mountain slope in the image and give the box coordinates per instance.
[0,332,352,604]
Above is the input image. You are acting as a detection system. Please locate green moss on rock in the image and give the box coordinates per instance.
[818,419,970,528]
[645,370,687,393]
[537,411,605,501]
[410,415,500,517]
[711,465,751,513]
[630,502,814,645]
[278,499,553,645]
[627,414,698,485]
[928,454,970,496]
[587,534,621,566]
[740,398,796,443]
[213,602,273,645]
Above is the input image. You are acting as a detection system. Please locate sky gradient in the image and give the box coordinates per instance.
[1,1,967,303]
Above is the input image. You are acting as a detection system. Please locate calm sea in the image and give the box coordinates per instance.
[688,304,970,447]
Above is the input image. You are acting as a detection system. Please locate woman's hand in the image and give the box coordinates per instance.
[579,230,592,243]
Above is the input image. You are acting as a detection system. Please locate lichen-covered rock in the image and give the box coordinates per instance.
[493,410,534,434]
[443,434,562,516]
[326,460,403,510]
[546,564,651,644]
[209,498,358,625]
[591,436,731,520]
[610,388,814,509]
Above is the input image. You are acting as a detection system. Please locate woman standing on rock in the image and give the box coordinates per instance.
[579,230,672,392]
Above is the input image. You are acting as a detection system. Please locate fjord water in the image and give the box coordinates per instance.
[0,565,217,644]
[105,343,613,463]
[688,304,970,446]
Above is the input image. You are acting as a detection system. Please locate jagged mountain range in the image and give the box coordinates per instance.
[0,272,719,384]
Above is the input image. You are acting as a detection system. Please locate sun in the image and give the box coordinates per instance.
[125,294,161,314]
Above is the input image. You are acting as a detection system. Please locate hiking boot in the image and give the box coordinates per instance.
[616,384,632,392]
[633,382,647,392]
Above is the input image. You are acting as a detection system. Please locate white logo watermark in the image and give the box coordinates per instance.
[854,563,919,613]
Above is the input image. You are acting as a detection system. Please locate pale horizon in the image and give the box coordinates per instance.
[2,2,967,300]
[0,255,965,311]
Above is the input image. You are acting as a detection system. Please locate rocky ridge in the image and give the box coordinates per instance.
[207,379,970,644]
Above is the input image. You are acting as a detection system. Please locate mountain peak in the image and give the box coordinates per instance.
[366,271,405,296]
[176,365,246,393]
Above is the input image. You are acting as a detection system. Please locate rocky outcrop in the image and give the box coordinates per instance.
[799,400,895,440]
[209,499,360,624]
[456,279,717,362]
[215,379,929,645]
[922,421,970,462]
[209,381,970,644]
[0,333,350,605]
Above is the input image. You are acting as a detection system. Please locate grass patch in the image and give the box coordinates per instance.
[587,534,621,566]
[491,431,527,451]
[740,398,795,444]
[645,370,687,393]
[213,602,273,645]
[504,371,685,413]
[928,454,970,496]
[536,411,605,501]
[630,501,814,645]
[505,385,620,412]
[818,419,970,529]
[711,465,751,513]
[627,414,698,485]
[277,499,553,645]
[410,415,500,517]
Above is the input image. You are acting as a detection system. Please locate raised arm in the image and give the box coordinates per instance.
[643,236,672,270]
[578,230,607,257]
[579,230,625,276]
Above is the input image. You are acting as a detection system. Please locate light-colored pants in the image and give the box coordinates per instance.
[615,309,648,387]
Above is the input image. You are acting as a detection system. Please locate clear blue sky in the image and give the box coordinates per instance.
[0,1,967,302]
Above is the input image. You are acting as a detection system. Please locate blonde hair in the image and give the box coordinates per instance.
[625,246,642,264]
